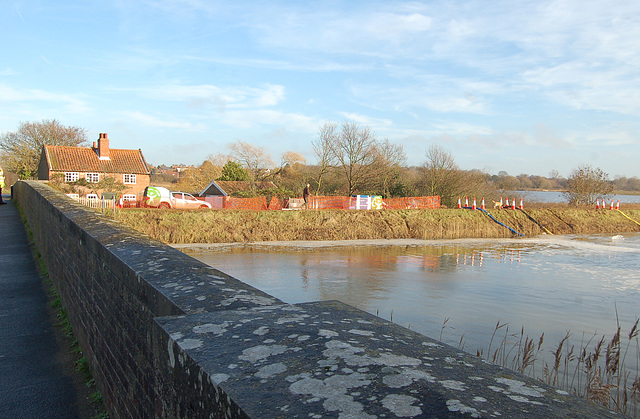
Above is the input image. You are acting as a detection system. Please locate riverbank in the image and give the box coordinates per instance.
[114,207,640,244]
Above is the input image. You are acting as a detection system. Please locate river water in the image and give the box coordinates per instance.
[186,233,640,358]
[512,190,640,204]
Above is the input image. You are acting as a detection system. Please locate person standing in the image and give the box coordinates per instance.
[302,183,310,209]
[0,168,6,205]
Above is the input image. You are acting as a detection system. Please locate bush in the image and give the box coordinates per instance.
[564,165,613,205]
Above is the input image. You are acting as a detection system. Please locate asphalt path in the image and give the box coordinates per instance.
[0,195,81,418]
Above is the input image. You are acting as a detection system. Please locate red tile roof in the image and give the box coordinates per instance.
[43,145,150,174]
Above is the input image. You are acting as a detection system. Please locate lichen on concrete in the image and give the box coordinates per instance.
[156,300,621,418]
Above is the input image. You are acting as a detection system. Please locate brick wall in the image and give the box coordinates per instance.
[14,181,280,418]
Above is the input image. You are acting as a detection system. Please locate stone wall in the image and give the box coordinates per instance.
[14,180,619,418]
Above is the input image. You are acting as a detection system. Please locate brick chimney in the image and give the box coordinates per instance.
[97,133,110,160]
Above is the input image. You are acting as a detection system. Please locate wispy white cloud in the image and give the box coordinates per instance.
[235,1,640,116]
[523,64,640,116]
[338,113,392,128]
[100,0,640,120]
[0,68,17,76]
[216,109,318,132]
[563,126,639,148]
[136,0,225,17]
[182,54,369,73]
[0,84,90,114]
[124,111,202,130]
[348,76,496,116]
[430,122,494,137]
[241,4,436,59]
[112,83,285,110]
[3,0,639,175]
[107,82,314,133]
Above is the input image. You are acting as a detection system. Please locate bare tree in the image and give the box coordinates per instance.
[206,152,233,167]
[366,139,406,197]
[228,140,274,182]
[257,151,306,194]
[311,121,407,196]
[564,164,613,205]
[311,122,337,195]
[423,144,464,207]
[178,160,223,194]
[459,169,497,203]
[280,151,306,168]
[0,119,88,178]
[329,121,381,196]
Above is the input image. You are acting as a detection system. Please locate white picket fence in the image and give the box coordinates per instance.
[67,194,116,215]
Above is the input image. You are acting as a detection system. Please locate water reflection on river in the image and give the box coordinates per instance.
[185,234,640,354]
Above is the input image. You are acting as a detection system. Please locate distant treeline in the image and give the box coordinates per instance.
[152,166,640,200]
[489,171,640,193]
[147,134,638,208]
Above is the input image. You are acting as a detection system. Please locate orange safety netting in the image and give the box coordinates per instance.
[120,200,141,208]
[126,195,440,210]
[308,196,351,209]
[224,196,268,210]
[304,196,441,210]
[382,196,441,209]
[268,196,284,210]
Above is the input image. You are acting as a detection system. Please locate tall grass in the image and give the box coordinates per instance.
[457,318,640,416]
[113,208,640,244]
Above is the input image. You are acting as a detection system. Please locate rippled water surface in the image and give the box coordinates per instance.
[186,233,640,353]
[512,190,640,204]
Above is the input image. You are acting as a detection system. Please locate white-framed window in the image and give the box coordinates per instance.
[65,172,79,183]
[86,173,100,183]
[122,194,136,201]
[123,174,137,184]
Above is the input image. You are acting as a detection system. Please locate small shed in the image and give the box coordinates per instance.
[199,180,277,209]
[199,180,277,197]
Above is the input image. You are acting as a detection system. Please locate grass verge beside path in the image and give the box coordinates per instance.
[114,207,640,244]
[17,202,109,419]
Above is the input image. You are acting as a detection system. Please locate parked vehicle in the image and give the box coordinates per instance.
[170,191,211,209]
[143,186,211,209]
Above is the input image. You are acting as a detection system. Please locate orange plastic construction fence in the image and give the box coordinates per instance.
[383,196,441,209]
[130,195,440,210]
[191,195,442,210]
[304,196,440,210]
[268,196,284,211]
[224,196,268,210]
[308,196,351,209]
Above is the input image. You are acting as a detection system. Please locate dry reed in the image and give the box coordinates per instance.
[452,319,640,417]
[112,208,640,244]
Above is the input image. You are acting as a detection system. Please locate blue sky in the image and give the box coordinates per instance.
[1,0,639,178]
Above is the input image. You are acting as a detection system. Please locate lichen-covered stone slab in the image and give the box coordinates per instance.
[157,300,619,418]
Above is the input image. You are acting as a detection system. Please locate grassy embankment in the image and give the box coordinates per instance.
[114,204,640,244]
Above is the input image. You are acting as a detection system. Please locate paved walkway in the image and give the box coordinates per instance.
[0,195,81,418]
